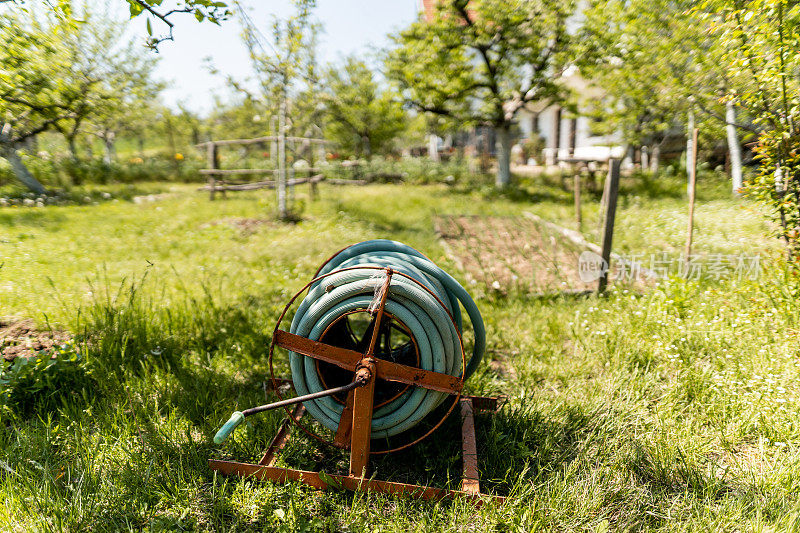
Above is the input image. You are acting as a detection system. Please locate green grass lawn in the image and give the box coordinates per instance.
[1,173,798,531]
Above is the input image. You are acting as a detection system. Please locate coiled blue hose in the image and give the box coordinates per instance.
[288,239,485,438]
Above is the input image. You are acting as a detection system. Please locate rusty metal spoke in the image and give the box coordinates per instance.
[373,359,463,394]
[273,329,361,370]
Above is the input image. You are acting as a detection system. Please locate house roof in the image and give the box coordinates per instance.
[420,0,477,23]
[421,0,436,21]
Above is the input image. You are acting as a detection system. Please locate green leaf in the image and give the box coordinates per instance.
[129,1,144,18]
[317,471,343,490]
[146,18,152,36]
[195,9,205,23]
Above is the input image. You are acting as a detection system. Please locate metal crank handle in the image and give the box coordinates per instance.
[213,376,369,445]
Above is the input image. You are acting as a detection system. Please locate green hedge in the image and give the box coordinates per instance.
[0,152,206,189]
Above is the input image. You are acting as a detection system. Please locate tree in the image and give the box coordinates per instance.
[0,0,231,49]
[321,58,407,159]
[385,0,574,187]
[580,0,755,185]
[0,10,85,194]
[699,0,800,257]
[579,1,695,159]
[52,4,163,160]
[235,0,319,219]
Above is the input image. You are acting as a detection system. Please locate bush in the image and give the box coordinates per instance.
[521,134,545,163]
[320,156,481,185]
[744,129,800,261]
[0,151,206,190]
[0,342,93,417]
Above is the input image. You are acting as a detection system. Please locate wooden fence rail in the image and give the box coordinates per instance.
[197,135,387,201]
[197,136,329,148]
[198,174,369,198]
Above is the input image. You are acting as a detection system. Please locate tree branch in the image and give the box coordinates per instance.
[10,113,74,143]
[693,98,759,133]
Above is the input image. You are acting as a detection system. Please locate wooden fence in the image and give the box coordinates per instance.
[195,136,370,201]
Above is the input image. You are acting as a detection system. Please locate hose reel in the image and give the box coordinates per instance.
[210,240,503,504]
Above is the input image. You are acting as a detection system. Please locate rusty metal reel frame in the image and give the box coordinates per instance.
[267,265,467,455]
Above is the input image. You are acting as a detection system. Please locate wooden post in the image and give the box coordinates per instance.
[685,128,699,264]
[310,176,318,201]
[207,143,219,201]
[308,136,316,202]
[573,173,582,230]
[277,97,288,220]
[288,138,295,210]
[598,159,621,294]
[553,107,562,160]
[597,163,608,235]
[568,117,577,157]
[459,399,480,495]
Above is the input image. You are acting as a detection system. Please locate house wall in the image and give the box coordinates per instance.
[518,107,624,164]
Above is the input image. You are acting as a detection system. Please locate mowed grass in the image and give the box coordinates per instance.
[1,173,799,531]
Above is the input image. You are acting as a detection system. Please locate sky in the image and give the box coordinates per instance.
[140,0,420,115]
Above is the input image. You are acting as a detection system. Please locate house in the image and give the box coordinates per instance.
[419,0,625,167]
[517,69,625,165]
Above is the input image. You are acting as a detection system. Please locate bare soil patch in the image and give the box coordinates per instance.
[0,317,73,362]
[201,217,277,236]
[434,214,622,294]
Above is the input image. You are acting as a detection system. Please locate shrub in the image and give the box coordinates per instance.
[0,151,206,190]
[744,130,800,262]
[0,342,93,417]
[320,156,481,185]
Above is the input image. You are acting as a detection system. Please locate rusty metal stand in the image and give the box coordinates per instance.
[209,268,505,505]
[209,387,503,505]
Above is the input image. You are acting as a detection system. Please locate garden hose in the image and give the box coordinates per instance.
[288,239,485,438]
[214,239,485,443]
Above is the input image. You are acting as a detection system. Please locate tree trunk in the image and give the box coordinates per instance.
[67,135,78,160]
[726,100,743,194]
[686,110,695,170]
[428,134,440,162]
[686,109,695,193]
[103,132,116,165]
[362,135,371,161]
[495,123,512,188]
[650,144,660,175]
[1,145,47,195]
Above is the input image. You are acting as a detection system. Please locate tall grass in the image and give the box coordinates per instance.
[1,176,798,530]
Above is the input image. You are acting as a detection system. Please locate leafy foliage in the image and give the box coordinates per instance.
[579,0,733,148]
[233,0,320,133]
[385,0,575,186]
[321,58,407,159]
[701,0,800,257]
[54,4,164,159]
[0,10,84,146]
[125,0,231,49]
[0,342,92,418]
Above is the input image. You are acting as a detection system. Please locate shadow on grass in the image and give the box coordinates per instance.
[333,200,431,235]
[0,209,68,230]
[454,180,575,206]
[476,402,600,495]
